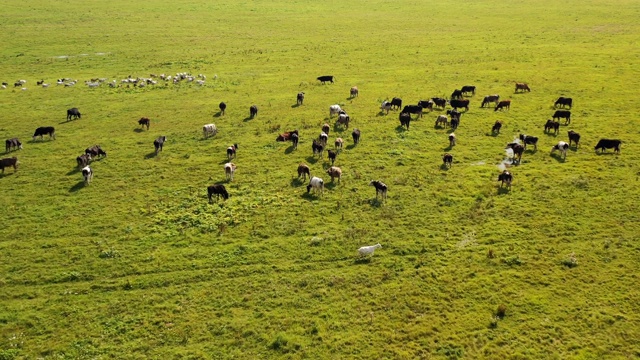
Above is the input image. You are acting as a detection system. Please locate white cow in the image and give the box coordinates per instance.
[82,166,93,185]
[380,101,392,114]
[224,162,237,181]
[329,105,342,117]
[203,124,218,138]
[307,176,324,196]
[551,141,570,159]
[358,243,382,258]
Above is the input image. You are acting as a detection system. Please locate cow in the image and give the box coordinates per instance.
[554,97,573,109]
[461,85,476,95]
[380,101,392,114]
[5,138,22,152]
[249,105,258,118]
[81,166,93,185]
[335,138,344,150]
[519,134,539,150]
[207,184,229,202]
[336,113,350,128]
[76,154,91,168]
[329,104,342,117]
[551,141,570,159]
[327,149,337,165]
[33,127,56,140]
[498,170,512,188]
[297,163,311,181]
[417,100,434,111]
[369,180,388,201]
[446,109,461,121]
[450,117,459,130]
[435,115,448,128]
[66,108,81,121]
[326,166,342,183]
[448,133,456,147]
[291,133,299,150]
[451,89,463,100]
[449,99,470,111]
[227,143,238,159]
[390,97,402,111]
[203,124,218,138]
[317,75,335,84]
[85,145,107,158]
[492,121,502,134]
[443,153,453,168]
[543,119,560,135]
[219,102,227,115]
[318,132,328,146]
[138,117,150,130]
[307,177,324,195]
[154,136,166,155]
[350,86,358,98]
[312,139,324,157]
[0,157,18,173]
[402,105,423,118]
[352,129,361,145]
[568,130,580,148]
[431,97,447,109]
[515,83,530,92]
[399,112,411,130]
[553,110,571,125]
[224,162,237,181]
[276,130,299,142]
[495,100,511,111]
[595,139,621,154]
[320,123,329,136]
[481,94,500,108]
[297,92,305,105]
[506,142,524,162]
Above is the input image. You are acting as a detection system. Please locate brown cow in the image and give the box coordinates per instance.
[515,83,530,92]
[495,100,511,111]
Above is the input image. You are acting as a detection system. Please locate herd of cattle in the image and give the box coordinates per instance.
[0,76,624,203]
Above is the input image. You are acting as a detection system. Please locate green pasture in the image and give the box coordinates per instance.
[1,0,639,358]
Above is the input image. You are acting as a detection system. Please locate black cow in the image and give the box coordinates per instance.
[0,157,18,173]
[461,85,476,95]
[85,145,107,158]
[553,110,571,124]
[402,105,423,118]
[67,108,81,121]
[498,170,512,188]
[417,100,434,111]
[138,117,150,130]
[443,153,453,168]
[544,119,560,134]
[250,105,258,118]
[77,154,91,168]
[519,134,539,150]
[451,89,463,100]
[5,138,22,152]
[446,109,461,121]
[554,97,573,109]
[227,143,238,159]
[317,75,335,84]
[481,95,500,108]
[312,139,324,157]
[390,97,402,110]
[399,112,411,130]
[219,102,227,115]
[568,130,580,148]
[327,149,337,165]
[297,92,305,105]
[352,128,361,145]
[207,184,229,202]
[33,127,56,140]
[291,133,299,150]
[431,97,447,109]
[506,142,524,162]
[154,136,167,155]
[450,117,459,130]
[449,99,470,111]
[491,121,502,134]
[594,139,621,154]
[369,180,388,201]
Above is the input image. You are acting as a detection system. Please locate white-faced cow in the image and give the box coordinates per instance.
[551,141,570,159]
[369,180,387,201]
[203,124,218,138]
[350,86,358,98]
[82,166,93,185]
[380,100,392,114]
[5,138,22,152]
[443,153,453,168]
[498,170,512,188]
[307,176,324,195]
[448,133,456,147]
[297,92,305,105]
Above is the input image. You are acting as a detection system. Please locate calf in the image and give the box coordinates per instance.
[390,97,402,110]
[307,176,324,195]
[448,133,456,147]
[249,105,258,118]
[335,137,344,150]
[154,136,166,155]
[380,100,392,114]
[594,139,621,154]
[491,121,502,134]
[138,117,150,130]
[495,100,511,111]
[369,180,388,201]
[0,157,18,173]
[297,92,305,105]
[82,166,93,185]
[553,110,571,125]
[519,134,538,150]
[350,86,358,98]
[551,141,570,159]
[67,108,81,121]
[327,149,337,165]
[219,102,226,115]
[297,163,311,181]
[76,154,92,168]
[443,153,453,168]
[352,129,361,145]
[326,166,342,183]
[555,97,573,109]
[203,123,218,138]
[481,94,500,108]
[399,112,411,130]
[85,145,107,158]
[317,75,334,84]
[544,119,560,134]
[461,85,476,95]
[498,170,512,188]
[224,162,237,181]
[227,143,238,159]
[207,184,229,202]
[33,126,56,140]
[568,130,580,148]
[5,138,22,152]
[515,83,530,92]
[312,139,325,157]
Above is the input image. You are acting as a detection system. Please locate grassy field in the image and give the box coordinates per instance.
[1,0,640,358]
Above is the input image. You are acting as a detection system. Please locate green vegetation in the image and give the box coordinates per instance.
[1,0,640,358]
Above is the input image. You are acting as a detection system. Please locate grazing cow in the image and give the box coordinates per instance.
[417,100,434,111]
[451,89,463,100]
[219,102,226,115]
[450,117,459,130]
[85,145,107,158]
[544,119,560,134]
[297,163,311,181]
[431,97,447,109]
[461,85,476,95]
[138,117,150,130]
[399,112,411,130]
[448,133,456,147]
[336,113,350,128]
[390,97,402,111]
[224,162,237,181]
[515,83,530,92]
[227,143,238,159]
[67,108,81,121]
[37,80,44,85]
[369,180,388,201]
[568,130,580,148]
[449,99,470,111]
[594,139,621,154]
[297,92,305,105]
[5,138,22,152]
[0,157,18,173]
[352,129,361,145]
[506,142,524,162]
[350,86,358,98]
[329,104,342,117]
[495,100,511,111]
[492,121,502,134]
[555,97,573,109]
[249,105,258,118]
[446,109,461,122]
[207,184,229,202]
[327,149,337,165]
[435,115,448,127]
[380,100,392,114]
[291,133,299,149]
[358,243,382,258]
[519,134,539,150]
[443,153,453,168]
[276,130,299,142]
[551,141,570,159]
[553,110,571,125]
[307,176,324,195]
[402,105,423,118]
[318,132,328,146]
[32,126,56,140]
[317,75,335,84]
[498,170,512,188]
[203,123,218,138]
[312,139,325,157]
[326,166,342,183]
[81,166,93,185]
[154,136,166,155]
[481,94,500,108]
[76,154,91,168]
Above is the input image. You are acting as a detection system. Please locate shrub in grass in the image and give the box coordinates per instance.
[561,253,578,268]
[496,304,507,318]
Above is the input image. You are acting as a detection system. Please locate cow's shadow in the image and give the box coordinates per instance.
[144,151,158,159]
[243,116,253,122]
[543,131,558,137]
[487,132,500,137]
[440,164,450,171]
[595,151,617,156]
[0,172,16,178]
[325,182,339,190]
[443,145,453,151]
[569,146,579,152]
[291,103,301,108]
[396,125,407,133]
[291,178,305,187]
[69,181,86,192]
[213,111,223,117]
[345,144,357,150]
[301,192,321,201]
[219,158,233,165]
[305,156,319,164]
[368,198,384,207]
[551,154,566,163]
[284,145,296,154]
[376,111,388,117]
[133,128,144,133]
[497,186,511,195]
[66,168,81,175]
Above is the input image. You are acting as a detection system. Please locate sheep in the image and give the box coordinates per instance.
[224,162,237,181]
[358,243,382,258]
